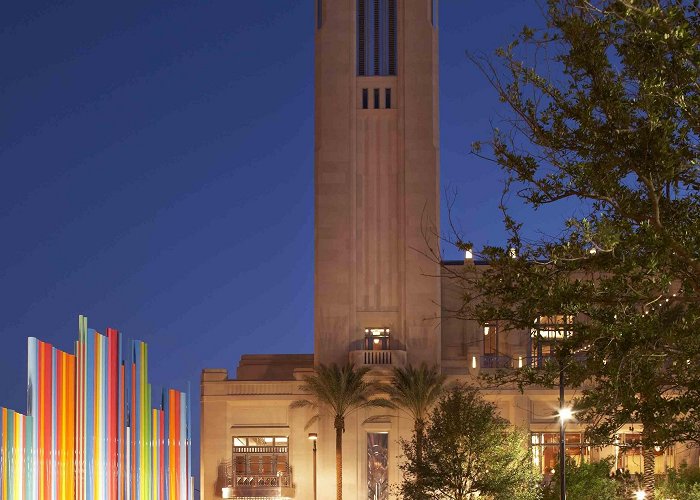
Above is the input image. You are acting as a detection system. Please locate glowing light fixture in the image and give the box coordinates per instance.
[558,407,573,422]
[634,490,646,500]
[472,356,477,369]
[308,432,318,441]
[465,249,473,260]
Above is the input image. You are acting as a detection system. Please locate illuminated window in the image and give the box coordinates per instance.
[357,0,397,76]
[364,327,390,350]
[481,322,513,368]
[530,315,573,367]
[617,433,643,474]
[367,433,389,499]
[531,432,589,475]
[615,433,672,475]
[483,323,498,355]
[231,436,290,486]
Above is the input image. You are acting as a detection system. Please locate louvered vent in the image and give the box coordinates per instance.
[357,0,397,77]
[373,0,381,75]
[388,0,396,75]
[358,0,366,75]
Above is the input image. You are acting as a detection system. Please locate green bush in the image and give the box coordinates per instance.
[656,465,700,500]
[543,458,619,500]
[541,460,700,499]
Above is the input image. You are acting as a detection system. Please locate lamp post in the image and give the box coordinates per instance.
[555,322,573,500]
[308,433,318,500]
[558,363,573,500]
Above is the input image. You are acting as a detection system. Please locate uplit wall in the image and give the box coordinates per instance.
[0,315,193,500]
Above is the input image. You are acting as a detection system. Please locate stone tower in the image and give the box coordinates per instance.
[314,0,441,368]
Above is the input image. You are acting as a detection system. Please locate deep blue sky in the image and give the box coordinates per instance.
[0,0,560,485]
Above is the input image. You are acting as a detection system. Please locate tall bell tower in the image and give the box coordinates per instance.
[314,0,441,368]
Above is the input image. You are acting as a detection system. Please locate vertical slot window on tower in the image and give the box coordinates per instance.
[357,0,397,76]
[362,88,369,109]
[317,0,323,29]
[431,0,438,27]
[373,89,380,109]
[385,88,391,109]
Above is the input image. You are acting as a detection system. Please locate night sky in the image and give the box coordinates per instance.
[1,1,565,485]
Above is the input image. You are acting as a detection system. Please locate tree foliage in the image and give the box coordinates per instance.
[398,385,541,500]
[444,1,700,496]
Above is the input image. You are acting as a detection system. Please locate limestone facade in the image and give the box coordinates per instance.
[200,2,699,499]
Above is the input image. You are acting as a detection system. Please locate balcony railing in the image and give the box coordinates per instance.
[222,475,294,498]
[219,461,295,498]
[233,474,292,487]
[348,349,407,369]
[480,355,513,369]
[476,353,588,370]
[527,353,587,369]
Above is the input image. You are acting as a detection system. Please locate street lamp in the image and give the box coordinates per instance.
[308,433,318,500]
[558,405,573,500]
[558,407,573,422]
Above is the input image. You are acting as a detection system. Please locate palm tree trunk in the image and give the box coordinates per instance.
[415,420,424,466]
[643,447,655,499]
[335,418,343,500]
[415,419,425,488]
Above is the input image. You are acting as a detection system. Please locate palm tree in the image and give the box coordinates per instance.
[290,363,391,500]
[379,363,445,467]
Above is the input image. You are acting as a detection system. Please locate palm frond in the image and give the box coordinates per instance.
[304,414,320,430]
[291,363,386,422]
[363,397,396,410]
[290,398,316,410]
[386,363,446,423]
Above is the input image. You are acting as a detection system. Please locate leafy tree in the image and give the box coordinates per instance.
[398,384,541,500]
[290,363,392,500]
[441,1,700,497]
[543,458,620,500]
